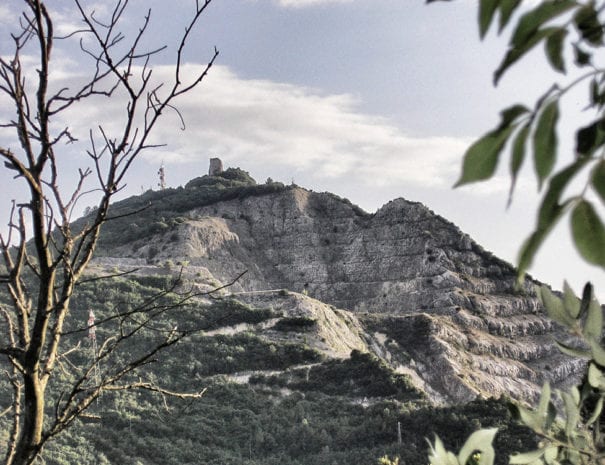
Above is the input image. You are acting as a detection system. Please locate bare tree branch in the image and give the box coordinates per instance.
[0,1,218,464]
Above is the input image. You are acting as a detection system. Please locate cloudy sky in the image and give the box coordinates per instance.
[0,0,603,297]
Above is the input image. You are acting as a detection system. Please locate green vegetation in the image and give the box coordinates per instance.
[445,0,605,279]
[273,316,318,331]
[41,384,535,465]
[192,333,323,376]
[188,298,278,330]
[320,191,372,218]
[250,350,423,401]
[185,167,257,188]
[1,1,566,463]
[86,168,288,251]
[0,268,539,464]
[427,1,605,464]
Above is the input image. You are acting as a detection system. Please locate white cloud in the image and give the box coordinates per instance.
[0,5,12,24]
[49,3,114,39]
[48,64,474,192]
[139,65,471,189]
[275,0,353,7]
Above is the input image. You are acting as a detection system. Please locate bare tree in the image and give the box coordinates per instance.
[0,1,218,464]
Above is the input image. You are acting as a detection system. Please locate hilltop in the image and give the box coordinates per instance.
[88,167,580,404]
[15,166,579,464]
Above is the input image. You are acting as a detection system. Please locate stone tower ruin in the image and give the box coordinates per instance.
[208,157,223,176]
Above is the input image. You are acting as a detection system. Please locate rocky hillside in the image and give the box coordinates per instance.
[88,168,582,404]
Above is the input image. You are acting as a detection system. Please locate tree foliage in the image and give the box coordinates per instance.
[88,170,287,252]
[1,273,537,465]
[429,0,605,278]
[426,1,605,464]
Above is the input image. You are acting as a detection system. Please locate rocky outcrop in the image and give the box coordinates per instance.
[95,182,583,404]
[231,291,368,359]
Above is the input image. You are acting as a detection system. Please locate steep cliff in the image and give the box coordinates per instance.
[90,172,582,404]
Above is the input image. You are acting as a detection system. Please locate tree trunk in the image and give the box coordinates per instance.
[9,369,45,465]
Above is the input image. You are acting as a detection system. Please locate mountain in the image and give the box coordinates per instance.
[6,167,581,464]
[91,167,582,404]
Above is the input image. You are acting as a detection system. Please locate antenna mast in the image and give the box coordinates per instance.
[87,309,101,388]
[158,163,166,190]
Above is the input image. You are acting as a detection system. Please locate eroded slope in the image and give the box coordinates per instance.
[91,177,582,403]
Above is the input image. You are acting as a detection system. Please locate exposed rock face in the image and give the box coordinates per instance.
[98,184,583,404]
[232,292,369,359]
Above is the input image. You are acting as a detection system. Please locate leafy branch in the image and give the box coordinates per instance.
[429,0,605,278]
[425,1,605,464]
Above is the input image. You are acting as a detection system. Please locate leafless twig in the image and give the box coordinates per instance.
[0,1,218,464]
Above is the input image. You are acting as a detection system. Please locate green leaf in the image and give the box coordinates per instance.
[571,385,580,405]
[591,78,600,105]
[573,435,590,454]
[537,382,551,421]
[455,125,515,187]
[563,281,581,318]
[554,340,591,359]
[498,1,522,32]
[570,200,605,267]
[579,282,594,319]
[510,1,575,48]
[428,435,459,465]
[574,2,604,45]
[586,395,604,425]
[576,121,605,156]
[561,389,580,439]
[576,121,598,155]
[589,338,605,366]
[499,104,530,129]
[539,285,575,328]
[509,449,545,465]
[511,123,530,177]
[479,0,499,39]
[588,362,605,389]
[545,28,567,72]
[583,298,603,340]
[567,449,581,465]
[514,402,544,432]
[590,79,605,108]
[458,428,497,465]
[543,446,558,465]
[533,99,559,189]
[545,402,557,432]
[537,159,590,228]
[509,123,531,203]
[495,27,561,84]
[517,231,546,282]
[573,44,592,66]
[517,158,589,278]
[591,160,605,204]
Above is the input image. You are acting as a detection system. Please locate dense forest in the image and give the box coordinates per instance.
[0,273,537,465]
